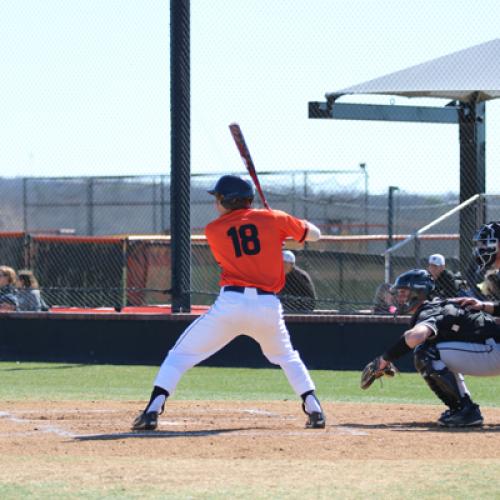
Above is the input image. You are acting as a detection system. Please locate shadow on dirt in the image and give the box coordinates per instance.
[74,427,257,441]
[341,422,500,432]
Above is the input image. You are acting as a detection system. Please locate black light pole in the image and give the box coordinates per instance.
[170,0,191,312]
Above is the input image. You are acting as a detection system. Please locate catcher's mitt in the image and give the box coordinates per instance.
[360,356,397,390]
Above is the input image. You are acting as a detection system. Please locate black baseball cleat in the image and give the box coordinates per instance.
[305,411,326,429]
[438,403,483,428]
[131,411,159,431]
[437,408,454,426]
[301,393,326,429]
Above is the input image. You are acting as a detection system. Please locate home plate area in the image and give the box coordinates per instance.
[1,400,499,461]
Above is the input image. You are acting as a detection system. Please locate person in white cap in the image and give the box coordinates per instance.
[427,253,458,298]
[279,250,316,312]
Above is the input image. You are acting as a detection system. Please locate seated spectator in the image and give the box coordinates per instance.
[279,250,316,312]
[0,265,18,311]
[427,253,459,298]
[372,282,397,315]
[16,270,49,312]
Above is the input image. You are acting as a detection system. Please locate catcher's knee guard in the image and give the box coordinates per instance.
[414,343,462,409]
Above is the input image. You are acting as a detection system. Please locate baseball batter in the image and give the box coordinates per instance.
[132,175,326,431]
[361,268,500,427]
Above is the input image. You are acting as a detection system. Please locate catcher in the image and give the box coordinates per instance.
[361,268,500,427]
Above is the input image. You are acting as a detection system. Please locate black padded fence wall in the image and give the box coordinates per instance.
[0,314,415,372]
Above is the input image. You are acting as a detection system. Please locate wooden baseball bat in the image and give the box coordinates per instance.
[229,123,270,210]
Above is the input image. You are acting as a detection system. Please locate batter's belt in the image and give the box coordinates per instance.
[223,285,275,296]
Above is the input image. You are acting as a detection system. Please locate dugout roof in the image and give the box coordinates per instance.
[309,38,500,285]
[328,38,500,104]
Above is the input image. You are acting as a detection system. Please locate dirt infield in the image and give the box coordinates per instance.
[2,400,500,459]
[1,400,500,497]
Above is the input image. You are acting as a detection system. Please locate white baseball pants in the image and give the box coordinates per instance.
[154,287,315,396]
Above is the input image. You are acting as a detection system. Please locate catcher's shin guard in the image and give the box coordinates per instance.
[414,344,462,410]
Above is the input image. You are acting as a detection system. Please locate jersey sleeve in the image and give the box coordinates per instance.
[413,302,441,335]
[272,210,308,242]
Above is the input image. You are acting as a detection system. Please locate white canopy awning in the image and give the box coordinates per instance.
[329,39,500,103]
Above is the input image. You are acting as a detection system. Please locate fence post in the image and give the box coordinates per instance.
[360,163,368,235]
[161,175,167,233]
[121,238,128,309]
[414,235,421,268]
[386,186,399,282]
[338,253,345,311]
[22,178,28,233]
[87,178,94,236]
[24,232,32,269]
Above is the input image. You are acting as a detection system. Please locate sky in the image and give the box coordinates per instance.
[1,0,500,194]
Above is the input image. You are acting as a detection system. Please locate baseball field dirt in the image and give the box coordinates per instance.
[1,400,500,498]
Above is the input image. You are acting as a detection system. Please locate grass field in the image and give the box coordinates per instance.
[1,361,500,406]
[1,362,500,499]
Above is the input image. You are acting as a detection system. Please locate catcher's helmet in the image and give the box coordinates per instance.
[473,221,500,271]
[208,175,254,203]
[392,269,435,314]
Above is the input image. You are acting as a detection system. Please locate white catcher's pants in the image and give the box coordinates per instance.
[433,338,500,397]
[154,287,315,396]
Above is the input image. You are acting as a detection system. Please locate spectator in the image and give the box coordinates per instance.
[427,253,459,298]
[0,265,18,311]
[16,270,49,312]
[372,282,397,315]
[279,250,316,312]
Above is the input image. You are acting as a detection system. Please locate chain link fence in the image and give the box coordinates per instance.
[1,2,499,312]
[1,174,498,311]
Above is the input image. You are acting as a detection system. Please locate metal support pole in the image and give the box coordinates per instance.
[170,0,191,312]
[120,238,128,309]
[414,235,421,268]
[161,175,166,233]
[459,98,485,285]
[22,178,28,233]
[360,163,368,235]
[87,178,94,236]
[386,186,399,282]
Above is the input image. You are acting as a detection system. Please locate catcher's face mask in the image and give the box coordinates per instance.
[473,222,500,271]
[393,287,426,314]
[474,234,498,271]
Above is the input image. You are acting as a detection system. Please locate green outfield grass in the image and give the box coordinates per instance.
[1,361,499,499]
[0,361,499,406]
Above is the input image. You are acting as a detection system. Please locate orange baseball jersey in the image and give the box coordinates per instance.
[205,208,308,293]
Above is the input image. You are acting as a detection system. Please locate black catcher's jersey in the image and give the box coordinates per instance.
[410,298,500,343]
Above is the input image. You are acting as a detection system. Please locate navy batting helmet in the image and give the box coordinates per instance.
[473,221,500,271]
[392,269,435,314]
[208,175,254,204]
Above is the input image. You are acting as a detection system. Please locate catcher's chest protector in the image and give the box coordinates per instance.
[421,301,498,341]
